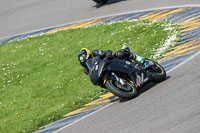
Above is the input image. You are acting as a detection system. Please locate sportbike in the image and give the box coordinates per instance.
[86,54,166,99]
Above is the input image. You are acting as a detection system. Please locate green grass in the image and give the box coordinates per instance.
[0,20,180,133]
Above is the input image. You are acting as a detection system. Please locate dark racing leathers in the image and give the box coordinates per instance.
[82,48,138,75]
[83,49,112,75]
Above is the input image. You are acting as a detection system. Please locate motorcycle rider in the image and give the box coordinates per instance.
[78,45,144,75]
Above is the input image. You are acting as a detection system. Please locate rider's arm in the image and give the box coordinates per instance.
[79,62,89,75]
[92,50,105,57]
[114,49,130,59]
[84,67,89,75]
[92,50,112,59]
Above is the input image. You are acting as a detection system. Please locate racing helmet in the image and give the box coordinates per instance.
[78,48,92,65]
[121,45,130,52]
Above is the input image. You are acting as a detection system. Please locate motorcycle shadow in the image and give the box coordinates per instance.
[107,0,127,4]
[119,76,171,103]
[93,0,127,8]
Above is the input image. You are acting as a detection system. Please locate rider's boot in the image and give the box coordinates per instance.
[135,55,144,64]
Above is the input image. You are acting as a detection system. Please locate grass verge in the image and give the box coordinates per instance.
[0,20,180,133]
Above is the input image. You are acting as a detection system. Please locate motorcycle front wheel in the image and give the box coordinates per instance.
[105,79,137,99]
[145,59,166,83]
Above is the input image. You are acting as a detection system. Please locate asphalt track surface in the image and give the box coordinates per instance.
[56,51,200,133]
[1,1,200,133]
[0,0,200,39]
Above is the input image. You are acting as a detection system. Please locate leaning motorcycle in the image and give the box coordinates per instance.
[86,53,166,99]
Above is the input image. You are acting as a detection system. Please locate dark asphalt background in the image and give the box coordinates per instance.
[0,0,199,39]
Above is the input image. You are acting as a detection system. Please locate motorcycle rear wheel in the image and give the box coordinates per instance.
[105,79,137,99]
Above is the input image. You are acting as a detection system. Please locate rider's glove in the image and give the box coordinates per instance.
[129,53,136,60]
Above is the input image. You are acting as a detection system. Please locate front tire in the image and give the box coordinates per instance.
[150,61,166,83]
[105,79,137,99]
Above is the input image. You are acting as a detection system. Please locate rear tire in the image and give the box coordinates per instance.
[105,79,137,99]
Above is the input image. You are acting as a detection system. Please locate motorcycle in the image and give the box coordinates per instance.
[86,53,166,99]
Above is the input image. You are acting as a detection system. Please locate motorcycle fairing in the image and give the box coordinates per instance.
[105,58,134,76]
[86,57,105,85]
[86,57,135,86]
